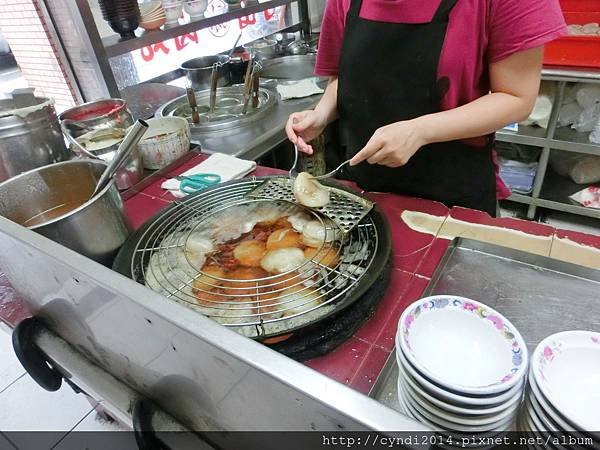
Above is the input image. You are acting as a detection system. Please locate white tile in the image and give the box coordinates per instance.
[70,409,130,432]
[0,328,25,393]
[53,410,136,450]
[0,374,94,433]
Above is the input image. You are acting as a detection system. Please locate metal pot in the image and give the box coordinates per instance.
[0,160,131,266]
[243,38,279,60]
[59,99,134,138]
[0,96,69,183]
[181,55,231,91]
[73,130,144,191]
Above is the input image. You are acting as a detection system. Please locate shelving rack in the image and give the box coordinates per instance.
[45,0,310,101]
[497,67,600,220]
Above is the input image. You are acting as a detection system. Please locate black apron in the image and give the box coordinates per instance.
[337,0,497,216]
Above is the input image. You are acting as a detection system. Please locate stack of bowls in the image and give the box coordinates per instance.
[396,296,528,446]
[520,330,600,449]
[139,1,165,30]
[98,0,140,38]
[161,0,183,25]
[183,0,207,19]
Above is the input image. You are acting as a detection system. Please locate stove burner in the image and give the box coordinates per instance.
[113,177,392,356]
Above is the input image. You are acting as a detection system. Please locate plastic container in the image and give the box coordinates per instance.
[543,11,600,68]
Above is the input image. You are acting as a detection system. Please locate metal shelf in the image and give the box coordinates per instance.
[103,0,294,58]
[497,125,600,155]
[542,66,600,84]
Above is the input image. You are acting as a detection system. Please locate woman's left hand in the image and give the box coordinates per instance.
[350,119,427,168]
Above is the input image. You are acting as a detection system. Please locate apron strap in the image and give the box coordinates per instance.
[346,0,363,22]
[432,0,459,21]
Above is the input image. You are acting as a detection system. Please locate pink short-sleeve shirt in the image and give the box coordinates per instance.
[316,0,567,199]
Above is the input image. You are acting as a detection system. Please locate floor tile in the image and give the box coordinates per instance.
[0,326,24,393]
[373,275,430,352]
[0,374,94,435]
[353,269,413,345]
[124,194,172,231]
[68,409,129,431]
[349,346,390,394]
[304,336,371,386]
[0,432,16,449]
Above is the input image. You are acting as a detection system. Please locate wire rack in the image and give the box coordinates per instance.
[248,176,374,234]
[131,178,379,338]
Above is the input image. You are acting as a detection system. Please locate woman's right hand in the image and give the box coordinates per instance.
[285,110,328,155]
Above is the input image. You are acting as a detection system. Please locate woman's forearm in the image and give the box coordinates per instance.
[415,90,535,145]
[314,77,339,125]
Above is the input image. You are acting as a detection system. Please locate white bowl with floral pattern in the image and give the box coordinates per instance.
[397,295,528,395]
[531,330,600,432]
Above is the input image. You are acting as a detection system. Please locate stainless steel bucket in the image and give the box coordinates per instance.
[0,97,69,183]
[181,55,231,91]
[0,160,131,265]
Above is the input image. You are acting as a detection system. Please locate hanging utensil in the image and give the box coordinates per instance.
[251,70,260,109]
[92,119,148,198]
[227,31,243,58]
[186,87,200,124]
[241,61,255,115]
[209,63,219,115]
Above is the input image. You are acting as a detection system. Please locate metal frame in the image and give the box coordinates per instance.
[497,67,600,220]
[0,216,426,435]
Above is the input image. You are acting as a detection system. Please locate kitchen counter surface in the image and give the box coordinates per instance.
[1,153,599,397]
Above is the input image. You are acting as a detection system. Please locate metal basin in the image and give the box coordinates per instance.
[59,99,134,138]
[0,160,131,266]
[181,55,231,91]
[258,54,317,80]
[155,85,277,133]
[0,97,69,183]
[73,130,144,191]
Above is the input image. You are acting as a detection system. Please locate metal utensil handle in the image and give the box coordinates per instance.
[186,88,200,124]
[209,64,219,114]
[313,159,351,180]
[92,119,148,197]
[228,31,243,58]
[60,121,99,160]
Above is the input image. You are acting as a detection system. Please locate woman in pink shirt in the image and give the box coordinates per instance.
[285,0,566,216]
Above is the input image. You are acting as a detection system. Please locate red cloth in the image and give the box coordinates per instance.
[315,0,566,199]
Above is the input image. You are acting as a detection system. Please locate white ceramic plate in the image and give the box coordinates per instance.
[532,330,600,431]
[398,296,528,395]
[403,386,515,433]
[396,348,525,407]
[402,374,522,426]
[399,363,523,416]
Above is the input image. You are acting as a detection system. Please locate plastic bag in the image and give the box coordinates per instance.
[575,85,600,110]
[558,101,583,127]
[550,150,600,184]
[572,103,600,133]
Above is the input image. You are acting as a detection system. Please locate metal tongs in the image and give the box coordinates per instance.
[209,62,219,114]
[242,58,261,115]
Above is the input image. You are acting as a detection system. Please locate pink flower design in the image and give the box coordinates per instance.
[592,336,599,344]
[488,315,504,330]
[405,314,414,329]
[463,302,478,311]
[543,345,553,360]
[501,374,513,383]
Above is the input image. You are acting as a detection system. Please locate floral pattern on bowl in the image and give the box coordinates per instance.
[401,296,525,387]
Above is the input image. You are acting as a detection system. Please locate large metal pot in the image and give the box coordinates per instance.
[59,99,134,138]
[0,160,131,266]
[0,96,69,183]
[181,55,231,91]
[73,130,144,191]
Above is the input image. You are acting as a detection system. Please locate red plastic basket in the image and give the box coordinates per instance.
[544,11,600,68]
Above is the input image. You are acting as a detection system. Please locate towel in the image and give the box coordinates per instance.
[161,153,256,197]
[276,78,324,100]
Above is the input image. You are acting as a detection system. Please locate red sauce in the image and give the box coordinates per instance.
[66,103,123,121]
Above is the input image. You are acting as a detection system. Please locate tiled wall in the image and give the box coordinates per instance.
[0,0,77,111]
